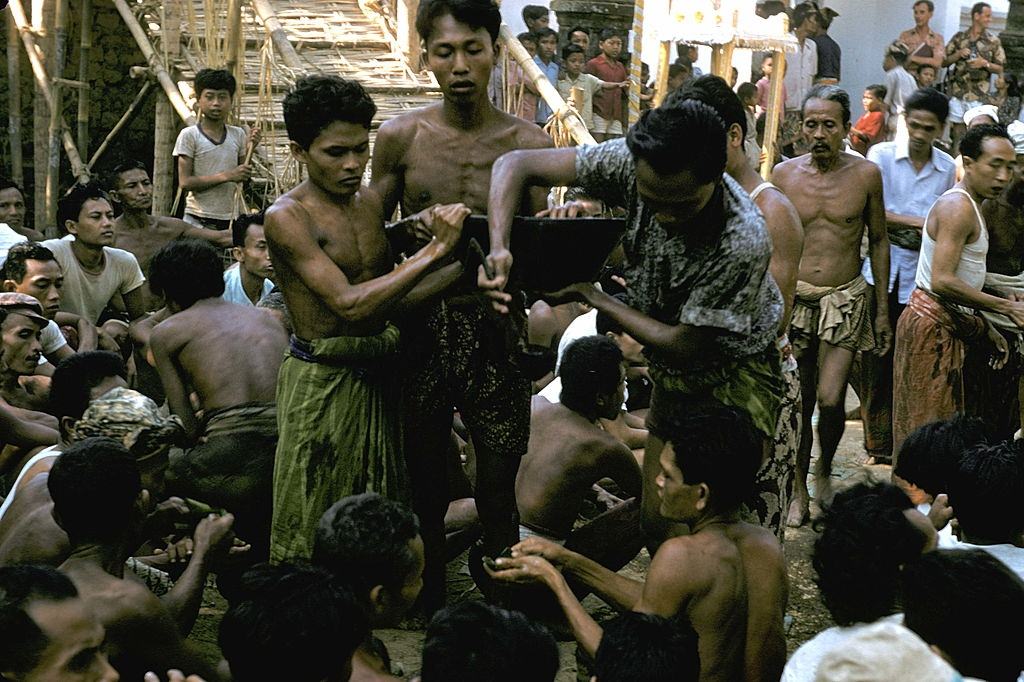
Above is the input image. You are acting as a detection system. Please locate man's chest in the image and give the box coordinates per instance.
[400,134,516,212]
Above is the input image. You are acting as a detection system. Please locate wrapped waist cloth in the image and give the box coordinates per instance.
[792,275,876,353]
[983,271,1024,341]
[203,402,277,439]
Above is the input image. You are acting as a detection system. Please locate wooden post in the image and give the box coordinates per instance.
[654,40,671,107]
[759,48,786,179]
[628,0,643,126]
[76,0,91,155]
[250,0,303,70]
[31,0,51,229]
[45,0,67,231]
[225,0,242,73]
[6,9,24,189]
[151,0,183,216]
[709,42,735,79]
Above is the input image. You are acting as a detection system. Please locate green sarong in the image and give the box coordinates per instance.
[269,325,407,563]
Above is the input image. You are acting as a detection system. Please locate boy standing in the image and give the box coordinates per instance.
[849,84,888,155]
[533,28,561,125]
[883,42,919,140]
[174,68,260,231]
[585,29,628,141]
[557,44,627,131]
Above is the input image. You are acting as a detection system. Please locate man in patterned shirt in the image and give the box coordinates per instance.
[898,1,945,78]
[479,95,784,548]
[944,2,1005,154]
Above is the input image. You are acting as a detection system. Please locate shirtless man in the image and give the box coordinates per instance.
[773,85,891,523]
[489,405,788,682]
[52,437,237,681]
[108,160,232,276]
[518,336,642,568]
[370,0,551,609]
[264,74,467,563]
[0,178,45,240]
[677,75,805,540]
[149,239,287,557]
[0,291,49,411]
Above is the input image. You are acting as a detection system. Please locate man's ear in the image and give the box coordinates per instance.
[368,583,388,616]
[694,482,711,512]
[232,246,244,263]
[65,220,78,236]
[728,122,744,148]
[108,189,122,204]
[2,280,18,292]
[288,140,308,164]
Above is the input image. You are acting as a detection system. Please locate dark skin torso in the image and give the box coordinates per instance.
[0,472,68,566]
[516,398,640,537]
[983,180,1024,276]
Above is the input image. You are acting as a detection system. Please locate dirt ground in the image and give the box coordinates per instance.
[188,407,884,680]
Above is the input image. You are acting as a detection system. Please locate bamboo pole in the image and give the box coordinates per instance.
[628,0,643,126]
[152,0,183,216]
[6,9,24,189]
[759,48,786,180]
[653,40,670,107]
[225,0,242,72]
[31,0,50,227]
[87,80,155,170]
[76,0,91,155]
[45,0,67,230]
[709,42,735,80]
[110,0,196,125]
[250,0,303,70]
[497,25,595,146]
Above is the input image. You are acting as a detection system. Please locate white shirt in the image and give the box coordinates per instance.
[955,542,1024,581]
[782,614,903,681]
[538,310,629,408]
[222,264,273,306]
[40,239,146,324]
[884,65,919,116]
[783,37,817,111]
[40,319,69,360]
[0,223,27,268]
[172,124,247,220]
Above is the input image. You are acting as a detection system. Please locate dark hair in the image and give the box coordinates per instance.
[232,211,266,248]
[562,43,585,61]
[283,75,377,150]
[792,3,818,29]
[918,63,937,74]
[312,493,421,598]
[669,62,690,78]
[737,82,758,102]
[627,98,727,182]
[57,181,111,228]
[416,0,501,44]
[1,242,57,283]
[149,239,225,308]
[904,86,950,123]
[913,0,935,11]
[865,83,887,99]
[948,440,1024,542]
[677,74,749,140]
[887,41,910,64]
[812,482,928,626]
[195,67,237,97]
[960,122,1011,161]
[568,26,588,39]
[894,414,987,499]
[660,404,763,512]
[0,565,79,676]
[594,611,700,682]
[50,351,127,422]
[220,563,369,682]
[559,335,623,415]
[521,4,547,23]
[0,176,24,196]
[420,601,559,682]
[972,2,991,19]
[802,84,851,125]
[901,549,1024,682]
[518,31,537,45]
[48,437,142,545]
[595,293,629,335]
[107,159,149,190]
[533,27,558,42]
[599,28,621,42]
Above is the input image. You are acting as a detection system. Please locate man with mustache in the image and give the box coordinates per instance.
[773,85,891,524]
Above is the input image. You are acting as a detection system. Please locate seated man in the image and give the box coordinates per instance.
[517,336,642,571]
[594,611,700,682]
[223,212,274,306]
[782,482,937,681]
[42,182,147,348]
[52,437,239,681]
[901,548,1024,682]
[0,292,49,411]
[948,439,1024,578]
[490,405,787,682]
[312,493,424,680]
[0,564,118,682]
[2,242,100,368]
[149,239,287,557]
[0,177,45,241]
[219,562,369,682]
[418,601,559,682]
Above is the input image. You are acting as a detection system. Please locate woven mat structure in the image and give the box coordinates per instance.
[129,0,440,205]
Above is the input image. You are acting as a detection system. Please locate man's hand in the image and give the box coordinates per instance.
[423,203,470,254]
[512,536,571,567]
[478,247,514,314]
[873,313,892,356]
[192,513,239,559]
[226,164,252,183]
[999,299,1024,329]
[145,670,208,682]
[967,56,987,69]
[986,324,1011,370]
[248,127,262,148]
[485,554,561,589]
[542,282,596,307]
[153,536,194,564]
[928,493,954,531]
[956,47,972,60]
[535,199,602,219]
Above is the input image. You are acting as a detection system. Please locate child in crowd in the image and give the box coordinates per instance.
[737,82,761,168]
[533,28,561,125]
[585,29,628,141]
[173,68,259,231]
[883,41,918,140]
[557,44,628,132]
[639,62,654,112]
[848,84,888,155]
[756,54,786,115]
[521,4,548,32]
[916,63,937,88]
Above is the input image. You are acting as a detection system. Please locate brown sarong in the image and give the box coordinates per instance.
[892,289,986,461]
[791,275,876,356]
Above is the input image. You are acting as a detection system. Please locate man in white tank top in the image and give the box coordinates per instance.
[893,123,1024,459]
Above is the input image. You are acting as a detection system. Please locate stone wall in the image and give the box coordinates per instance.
[0,5,156,228]
[552,0,634,56]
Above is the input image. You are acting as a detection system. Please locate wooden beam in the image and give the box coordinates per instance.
[45,0,67,229]
[31,0,50,227]
[225,0,242,73]
[6,9,24,189]
[250,0,303,70]
[151,0,183,216]
[654,40,670,108]
[76,0,91,154]
[759,49,786,180]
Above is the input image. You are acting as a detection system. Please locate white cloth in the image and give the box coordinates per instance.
[916,502,959,548]
[0,223,28,268]
[0,445,61,524]
[861,141,956,304]
[782,615,904,682]
[883,66,919,118]
[40,239,145,324]
[783,37,818,111]
[538,308,630,408]
[40,319,69,361]
[916,188,988,297]
[172,124,247,220]
[222,264,273,306]
[954,542,1024,582]
[813,621,963,682]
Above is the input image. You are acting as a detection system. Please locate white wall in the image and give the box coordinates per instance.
[499,0,559,35]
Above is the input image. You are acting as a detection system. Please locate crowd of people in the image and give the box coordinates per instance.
[2,0,1024,680]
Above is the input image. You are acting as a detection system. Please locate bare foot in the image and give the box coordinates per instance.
[786,495,810,527]
[813,472,834,507]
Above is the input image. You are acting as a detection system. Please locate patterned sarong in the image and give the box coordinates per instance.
[270,326,407,563]
[791,275,876,355]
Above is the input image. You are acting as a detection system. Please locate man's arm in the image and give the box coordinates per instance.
[54,312,98,351]
[178,222,233,249]
[368,118,408,220]
[177,155,249,194]
[0,400,58,448]
[760,192,804,333]
[150,323,199,438]
[12,226,45,240]
[396,261,464,313]
[265,200,467,323]
[864,164,892,354]
[600,441,643,499]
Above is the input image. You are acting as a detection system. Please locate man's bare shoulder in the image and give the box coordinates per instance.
[149,313,190,352]
[930,191,978,227]
[376,106,433,147]
[500,111,555,150]
[154,216,192,235]
[846,154,883,183]
[758,187,803,228]
[76,570,165,627]
[264,191,315,238]
[771,157,805,183]
[729,521,784,564]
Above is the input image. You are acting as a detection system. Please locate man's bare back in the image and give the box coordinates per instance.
[773,153,883,286]
[516,397,640,538]
[0,472,66,566]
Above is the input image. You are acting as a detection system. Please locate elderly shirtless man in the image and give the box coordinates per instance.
[774,85,891,525]
[149,239,287,558]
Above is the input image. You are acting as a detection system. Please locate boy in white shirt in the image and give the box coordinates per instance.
[557,44,627,132]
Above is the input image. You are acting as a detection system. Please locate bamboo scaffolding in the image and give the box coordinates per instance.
[31,0,50,226]
[250,0,303,70]
[653,40,670,108]
[628,0,643,126]
[225,0,242,73]
[6,9,24,189]
[152,0,183,216]
[760,48,785,179]
[497,25,595,147]
[111,0,196,125]
[45,0,67,229]
[76,0,91,155]
[88,80,155,170]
